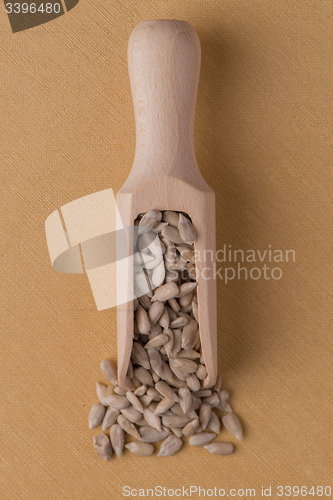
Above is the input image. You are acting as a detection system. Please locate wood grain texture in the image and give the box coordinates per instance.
[117,20,217,389]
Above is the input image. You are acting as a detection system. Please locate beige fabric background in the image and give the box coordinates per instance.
[1,1,332,499]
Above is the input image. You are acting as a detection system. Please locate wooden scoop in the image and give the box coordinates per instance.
[116,20,217,390]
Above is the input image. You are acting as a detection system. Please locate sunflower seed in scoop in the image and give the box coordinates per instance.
[182,418,200,436]
[126,391,144,413]
[143,408,162,431]
[203,393,220,408]
[147,401,158,413]
[160,238,174,252]
[181,320,198,350]
[169,359,189,382]
[169,316,188,329]
[167,297,180,312]
[161,225,184,244]
[136,418,150,426]
[207,411,221,434]
[199,403,212,431]
[154,221,169,232]
[131,342,150,369]
[106,385,114,397]
[145,254,163,270]
[177,311,192,321]
[93,433,112,461]
[154,398,174,415]
[186,374,201,392]
[177,245,195,263]
[144,232,164,256]
[138,293,152,310]
[178,214,196,243]
[110,423,125,457]
[114,386,127,396]
[218,389,230,404]
[134,367,154,387]
[164,247,177,269]
[164,329,174,356]
[189,432,215,446]
[148,301,164,325]
[192,300,199,322]
[151,282,179,302]
[165,304,178,321]
[117,415,140,439]
[134,252,154,265]
[135,271,152,295]
[134,385,147,397]
[158,308,169,329]
[216,401,233,412]
[136,305,150,334]
[147,349,163,376]
[121,406,142,423]
[158,435,182,457]
[125,441,155,456]
[172,358,198,373]
[178,387,192,414]
[101,394,130,410]
[170,403,186,417]
[152,260,165,287]
[189,395,200,411]
[170,426,183,438]
[158,361,175,384]
[100,359,117,385]
[131,376,142,388]
[162,415,190,427]
[193,390,212,398]
[146,387,162,400]
[162,211,179,227]
[177,349,201,360]
[102,407,120,430]
[172,404,196,420]
[138,210,162,231]
[188,334,196,350]
[139,394,153,408]
[165,270,180,283]
[88,404,106,429]
[155,381,180,402]
[204,442,234,456]
[148,322,162,338]
[222,413,243,441]
[179,292,194,308]
[139,427,170,443]
[144,333,169,349]
[96,382,108,404]
[171,329,182,357]
[196,364,207,380]
[168,255,188,271]
[179,303,192,313]
[176,282,197,298]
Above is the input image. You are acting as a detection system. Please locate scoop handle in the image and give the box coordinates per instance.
[126,20,202,186]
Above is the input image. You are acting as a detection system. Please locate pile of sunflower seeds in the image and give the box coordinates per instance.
[89,210,243,460]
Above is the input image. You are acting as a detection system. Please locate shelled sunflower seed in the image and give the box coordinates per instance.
[90,210,243,459]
